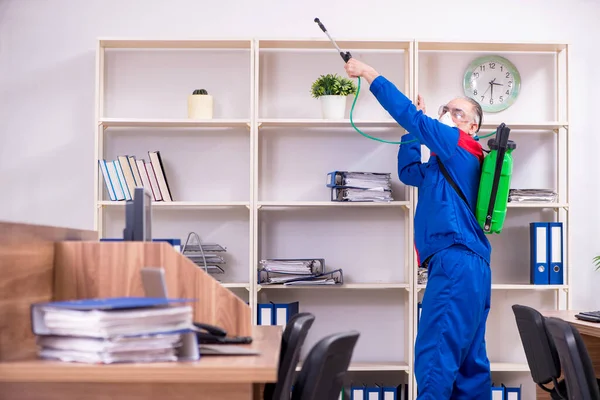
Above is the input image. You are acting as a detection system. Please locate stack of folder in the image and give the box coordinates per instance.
[257,258,344,286]
[509,189,557,203]
[326,171,393,202]
[346,383,409,399]
[492,383,522,399]
[530,222,564,285]
[31,297,196,364]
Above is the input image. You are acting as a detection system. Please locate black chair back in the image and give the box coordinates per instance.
[263,313,315,400]
[545,317,600,400]
[512,304,563,395]
[291,330,359,400]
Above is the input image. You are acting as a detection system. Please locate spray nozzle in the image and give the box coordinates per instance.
[313,17,352,63]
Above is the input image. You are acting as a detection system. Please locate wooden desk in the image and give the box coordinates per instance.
[536,310,600,399]
[0,325,281,400]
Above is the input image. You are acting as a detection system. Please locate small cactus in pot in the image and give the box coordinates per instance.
[188,88,213,119]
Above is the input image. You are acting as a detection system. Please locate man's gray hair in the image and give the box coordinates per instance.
[461,96,483,133]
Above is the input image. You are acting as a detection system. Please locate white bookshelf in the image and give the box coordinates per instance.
[94,37,570,400]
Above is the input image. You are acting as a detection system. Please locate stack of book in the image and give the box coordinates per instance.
[326,171,393,202]
[98,150,173,202]
[31,297,196,364]
[257,258,343,286]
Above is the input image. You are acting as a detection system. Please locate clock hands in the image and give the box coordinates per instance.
[487,78,504,104]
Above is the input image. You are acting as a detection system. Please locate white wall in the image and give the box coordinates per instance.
[1,0,600,376]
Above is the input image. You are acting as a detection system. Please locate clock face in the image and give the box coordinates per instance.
[463,55,521,113]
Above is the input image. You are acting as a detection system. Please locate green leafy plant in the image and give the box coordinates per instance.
[594,255,600,271]
[310,74,357,98]
[192,89,208,95]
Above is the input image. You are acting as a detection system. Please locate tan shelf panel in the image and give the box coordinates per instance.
[99,38,252,49]
[417,40,567,52]
[479,121,569,130]
[257,201,410,208]
[418,284,567,291]
[296,361,409,372]
[258,283,409,290]
[100,118,250,128]
[258,118,401,128]
[98,201,250,209]
[490,362,530,372]
[258,39,411,50]
[221,283,250,289]
[507,202,568,209]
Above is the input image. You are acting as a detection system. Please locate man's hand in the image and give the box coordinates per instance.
[417,94,426,114]
[344,59,380,84]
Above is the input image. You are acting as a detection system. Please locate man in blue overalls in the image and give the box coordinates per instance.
[345,58,492,399]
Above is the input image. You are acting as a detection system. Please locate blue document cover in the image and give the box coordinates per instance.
[37,297,194,311]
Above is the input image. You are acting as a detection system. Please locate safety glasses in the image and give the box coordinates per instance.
[438,105,472,122]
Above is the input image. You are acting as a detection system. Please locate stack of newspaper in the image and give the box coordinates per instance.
[326,171,393,202]
[31,297,195,364]
[508,189,558,203]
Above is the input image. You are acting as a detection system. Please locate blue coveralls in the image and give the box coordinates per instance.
[369,76,493,399]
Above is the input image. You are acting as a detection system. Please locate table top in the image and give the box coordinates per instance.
[541,310,600,338]
[0,325,282,384]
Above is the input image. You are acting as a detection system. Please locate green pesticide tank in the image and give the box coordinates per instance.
[475,123,516,234]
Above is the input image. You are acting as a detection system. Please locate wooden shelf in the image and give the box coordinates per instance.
[490,362,530,372]
[418,284,567,291]
[98,201,250,209]
[258,39,411,51]
[100,118,250,128]
[99,38,252,49]
[417,40,567,52]
[507,202,568,209]
[257,201,410,209]
[296,361,409,372]
[258,118,401,128]
[221,283,250,289]
[258,283,409,290]
[479,122,569,130]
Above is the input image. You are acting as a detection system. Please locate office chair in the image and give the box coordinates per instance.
[290,330,360,400]
[512,304,566,398]
[545,317,600,400]
[263,313,315,400]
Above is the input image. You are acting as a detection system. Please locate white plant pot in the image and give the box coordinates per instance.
[320,95,347,119]
[187,94,214,119]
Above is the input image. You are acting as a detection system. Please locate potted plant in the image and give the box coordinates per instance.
[310,73,357,119]
[187,89,213,119]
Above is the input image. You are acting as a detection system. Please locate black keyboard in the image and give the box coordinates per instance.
[575,311,600,323]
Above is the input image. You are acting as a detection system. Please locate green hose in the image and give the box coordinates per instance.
[349,76,495,144]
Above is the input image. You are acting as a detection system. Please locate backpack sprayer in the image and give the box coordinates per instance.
[313,17,516,234]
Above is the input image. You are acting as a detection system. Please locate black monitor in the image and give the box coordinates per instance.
[123,187,153,241]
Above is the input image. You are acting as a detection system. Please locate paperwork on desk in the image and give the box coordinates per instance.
[31,297,197,364]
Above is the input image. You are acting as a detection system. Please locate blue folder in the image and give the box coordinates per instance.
[530,222,549,284]
[548,222,564,285]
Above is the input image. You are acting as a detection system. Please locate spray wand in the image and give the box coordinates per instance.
[313,18,495,145]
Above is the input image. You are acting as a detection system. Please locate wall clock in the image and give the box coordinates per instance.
[463,55,521,113]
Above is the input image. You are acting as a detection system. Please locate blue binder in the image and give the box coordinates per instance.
[530,222,549,284]
[382,384,408,399]
[491,385,505,399]
[350,384,365,400]
[503,384,522,399]
[273,301,299,327]
[548,222,564,285]
[365,385,382,399]
[257,303,274,325]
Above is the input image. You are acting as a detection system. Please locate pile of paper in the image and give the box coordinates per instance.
[326,171,393,202]
[257,258,344,286]
[508,189,558,203]
[31,297,194,364]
